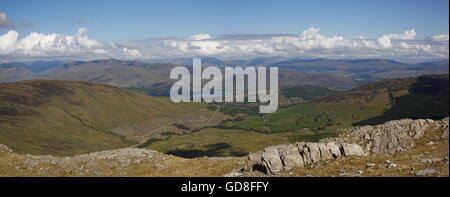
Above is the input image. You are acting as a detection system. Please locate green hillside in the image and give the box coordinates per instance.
[0,80,214,156]
[354,74,449,125]
[221,74,448,132]
[281,85,339,100]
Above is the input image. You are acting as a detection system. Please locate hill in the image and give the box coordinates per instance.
[222,74,449,132]
[0,80,226,156]
[0,117,446,177]
[0,61,64,73]
[270,59,449,82]
[47,59,179,88]
[0,66,37,82]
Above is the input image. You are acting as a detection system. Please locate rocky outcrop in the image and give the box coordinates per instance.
[0,147,243,177]
[245,141,366,174]
[325,118,448,155]
[245,118,449,175]
[0,144,13,154]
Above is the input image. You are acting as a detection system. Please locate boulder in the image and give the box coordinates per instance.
[318,143,333,160]
[278,144,304,170]
[245,152,263,172]
[296,142,312,165]
[415,168,439,176]
[306,143,321,163]
[261,146,283,174]
[326,142,342,158]
[341,143,366,156]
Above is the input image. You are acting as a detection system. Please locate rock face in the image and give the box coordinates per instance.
[245,141,365,175]
[324,118,448,155]
[245,118,449,175]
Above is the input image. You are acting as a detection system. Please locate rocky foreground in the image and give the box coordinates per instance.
[0,118,448,177]
[0,145,244,177]
[242,117,449,177]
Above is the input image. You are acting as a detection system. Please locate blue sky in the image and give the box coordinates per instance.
[1,0,448,41]
[0,0,448,61]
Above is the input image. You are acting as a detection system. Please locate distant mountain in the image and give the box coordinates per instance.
[0,66,37,82]
[47,59,179,88]
[45,59,355,92]
[418,59,450,69]
[149,57,449,82]
[0,80,226,156]
[2,58,447,91]
[0,60,64,73]
[269,59,449,81]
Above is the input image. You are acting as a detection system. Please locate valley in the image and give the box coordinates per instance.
[0,80,227,156]
[0,59,448,177]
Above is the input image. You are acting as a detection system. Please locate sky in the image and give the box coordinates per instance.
[0,0,449,61]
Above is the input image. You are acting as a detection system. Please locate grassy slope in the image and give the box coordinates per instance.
[281,85,339,100]
[0,80,209,156]
[223,74,448,132]
[354,74,449,125]
[146,128,339,158]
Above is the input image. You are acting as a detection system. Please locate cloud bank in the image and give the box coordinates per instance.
[0,27,448,62]
[159,28,449,60]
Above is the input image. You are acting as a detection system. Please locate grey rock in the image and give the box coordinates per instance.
[418,158,442,163]
[261,146,284,174]
[0,144,13,153]
[224,172,242,177]
[319,143,333,160]
[387,163,397,168]
[341,143,366,156]
[415,168,439,176]
[243,117,449,175]
[306,143,321,163]
[301,146,312,165]
[326,142,342,158]
[278,144,304,170]
[245,152,263,172]
[366,163,375,168]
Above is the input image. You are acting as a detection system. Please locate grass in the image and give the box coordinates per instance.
[0,80,215,156]
[281,85,338,100]
[145,128,340,158]
[220,75,449,132]
[221,98,391,132]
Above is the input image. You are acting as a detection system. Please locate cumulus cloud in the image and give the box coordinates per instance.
[0,27,143,61]
[0,13,14,28]
[0,27,448,61]
[427,34,449,42]
[383,29,417,40]
[159,27,448,60]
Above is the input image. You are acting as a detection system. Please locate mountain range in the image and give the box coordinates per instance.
[1,58,448,89]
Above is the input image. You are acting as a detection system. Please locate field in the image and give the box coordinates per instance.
[145,128,340,158]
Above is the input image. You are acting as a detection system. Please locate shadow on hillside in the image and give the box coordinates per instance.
[353,75,449,126]
[165,142,247,158]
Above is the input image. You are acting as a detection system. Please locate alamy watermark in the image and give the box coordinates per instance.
[169,58,279,113]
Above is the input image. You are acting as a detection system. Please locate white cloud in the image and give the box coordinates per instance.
[0,27,143,60]
[188,34,213,41]
[159,28,448,60]
[384,29,416,40]
[427,34,449,42]
[0,27,448,61]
